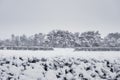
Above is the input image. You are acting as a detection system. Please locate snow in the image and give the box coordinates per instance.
[0,48,120,60]
[0,49,120,80]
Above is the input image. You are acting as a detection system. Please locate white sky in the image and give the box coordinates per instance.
[0,0,120,39]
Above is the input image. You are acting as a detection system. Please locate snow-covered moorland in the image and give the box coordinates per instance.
[0,49,120,80]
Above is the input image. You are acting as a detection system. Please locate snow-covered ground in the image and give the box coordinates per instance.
[0,49,120,80]
[0,48,120,60]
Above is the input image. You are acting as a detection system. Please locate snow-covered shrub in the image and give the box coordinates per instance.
[0,56,120,80]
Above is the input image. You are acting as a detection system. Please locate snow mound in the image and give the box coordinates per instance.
[0,49,120,80]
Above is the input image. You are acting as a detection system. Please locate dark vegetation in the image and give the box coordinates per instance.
[75,47,120,51]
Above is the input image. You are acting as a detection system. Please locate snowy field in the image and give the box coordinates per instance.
[0,48,120,60]
[0,49,120,80]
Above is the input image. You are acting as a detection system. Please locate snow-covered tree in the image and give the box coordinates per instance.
[80,31,102,47]
[103,33,120,47]
[47,30,75,48]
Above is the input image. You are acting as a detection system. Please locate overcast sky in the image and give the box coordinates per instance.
[0,0,120,39]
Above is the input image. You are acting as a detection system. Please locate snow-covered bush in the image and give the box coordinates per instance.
[0,56,120,80]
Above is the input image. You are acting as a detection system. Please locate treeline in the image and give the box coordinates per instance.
[0,30,120,48]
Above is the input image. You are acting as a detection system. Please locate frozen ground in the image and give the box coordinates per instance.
[0,49,120,80]
[0,48,120,60]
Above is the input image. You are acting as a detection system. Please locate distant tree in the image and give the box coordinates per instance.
[80,31,102,47]
[0,30,120,48]
[117,38,120,47]
[37,33,46,46]
[103,33,120,47]
[19,35,29,46]
[33,33,45,46]
[0,40,4,46]
[33,34,39,46]
[47,30,75,48]
[11,34,20,46]
[3,39,12,46]
[14,36,20,46]
[74,32,82,47]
